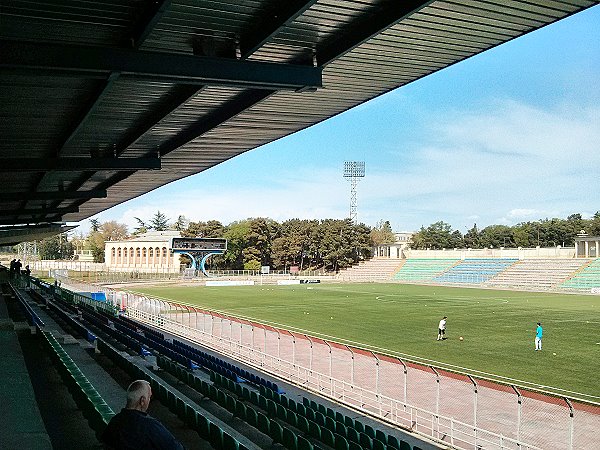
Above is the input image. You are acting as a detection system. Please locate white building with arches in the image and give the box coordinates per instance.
[104,230,182,272]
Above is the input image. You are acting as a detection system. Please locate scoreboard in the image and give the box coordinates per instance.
[170,237,227,252]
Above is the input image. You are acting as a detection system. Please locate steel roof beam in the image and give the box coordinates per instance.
[1,41,322,91]
[130,0,173,49]
[316,0,435,67]
[158,90,273,158]
[0,157,161,172]
[0,190,107,201]
[0,206,79,217]
[240,0,320,59]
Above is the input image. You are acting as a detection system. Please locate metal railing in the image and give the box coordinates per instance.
[29,275,600,450]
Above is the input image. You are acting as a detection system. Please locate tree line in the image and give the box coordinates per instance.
[29,211,599,268]
[410,213,600,250]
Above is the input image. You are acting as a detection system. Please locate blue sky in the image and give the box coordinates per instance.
[83,6,600,235]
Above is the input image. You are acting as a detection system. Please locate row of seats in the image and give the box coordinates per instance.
[97,338,251,450]
[561,258,600,290]
[6,282,45,328]
[394,259,459,281]
[211,371,422,450]
[120,314,165,340]
[41,331,114,438]
[173,338,284,393]
[433,259,517,284]
[255,381,419,450]
[159,355,323,450]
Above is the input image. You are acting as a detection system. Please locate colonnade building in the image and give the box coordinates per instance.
[104,231,182,272]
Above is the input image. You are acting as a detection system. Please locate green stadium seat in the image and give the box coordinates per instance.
[376,430,387,444]
[310,400,318,411]
[287,410,298,428]
[267,399,277,418]
[258,412,270,435]
[288,398,297,413]
[347,427,359,443]
[354,420,364,434]
[226,395,237,414]
[210,422,224,450]
[325,416,336,433]
[269,421,284,444]
[349,441,362,450]
[297,415,309,433]
[276,403,287,422]
[308,420,321,440]
[387,436,401,449]
[298,436,313,450]
[258,395,268,411]
[197,415,211,440]
[365,424,375,439]
[306,408,316,422]
[373,438,386,450]
[241,386,250,400]
[335,411,344,423]
[296,404,306,417]
[235,383,243,398]
[283,427,298,450]
[315,411,326,427]
[245,405,258,428]
[344,416,354,429]
[235,400,246,419]
[336,421,347,437]
[360,432,373,450]
[209,384,219,400]
[326,407,335,420]
[217,390,227,408]
[186,404,197,427]
[335,434,349,450]
[303,397,310,408]
[223,432,239,450]
[318,404,327,416]
[399,440,411,450]
[321,428,335,448]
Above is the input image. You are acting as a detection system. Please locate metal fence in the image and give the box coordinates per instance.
[106,291,600,450]
[33,274,599,450]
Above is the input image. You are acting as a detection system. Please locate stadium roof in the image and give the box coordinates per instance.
[1,0,598,240]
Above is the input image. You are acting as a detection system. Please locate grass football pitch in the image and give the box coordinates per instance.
[131,283,599,399]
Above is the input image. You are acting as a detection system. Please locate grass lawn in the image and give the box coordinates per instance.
[131,283,600,399]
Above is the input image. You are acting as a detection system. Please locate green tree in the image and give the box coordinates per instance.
[464,224,479,248]
[39,234,74,260]
[89,218,100,232]
[370,220,395,246]
[222,220,250,269]
[133,217,148,235]
[172,215,189,232]
[243,218,278,270]
[150,211,169,231]
[479,225,513,248]
[183,220,225,238]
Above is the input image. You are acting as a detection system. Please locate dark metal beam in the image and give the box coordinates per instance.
[130,0,172,49]
[0,206,79,217]
[158,90,274,157]
[0,157,161,172]
[56,72,120,156]
[0,190,107,201]
[240,0,320,58]
[1,41,322,91]
[316,0,435,66]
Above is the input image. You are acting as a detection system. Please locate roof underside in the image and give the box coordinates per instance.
[1,0,598,237]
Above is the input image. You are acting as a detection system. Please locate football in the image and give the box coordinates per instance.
[459,336,464,341]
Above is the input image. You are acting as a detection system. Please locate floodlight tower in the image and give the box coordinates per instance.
[343,161,365,224]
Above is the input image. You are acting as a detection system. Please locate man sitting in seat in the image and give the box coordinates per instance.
[102,379,184,450]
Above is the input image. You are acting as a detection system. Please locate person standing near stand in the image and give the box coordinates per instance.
[437,316,447,341]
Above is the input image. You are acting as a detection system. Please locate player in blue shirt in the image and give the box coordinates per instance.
[535,322,543,351]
